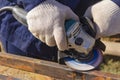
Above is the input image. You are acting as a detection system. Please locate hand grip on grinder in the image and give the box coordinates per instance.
[0,6,96,54]
[0,6,104,71]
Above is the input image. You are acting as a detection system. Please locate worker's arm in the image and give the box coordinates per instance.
[0,0,58,60]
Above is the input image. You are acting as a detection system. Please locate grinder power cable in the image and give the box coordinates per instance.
[0,6,106,71]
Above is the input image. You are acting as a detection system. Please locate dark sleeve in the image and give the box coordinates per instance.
[75,0,101,16]
[56,0,101,17]
[16,0,46,11]
[0,0,57,61]
[0,0,45,53]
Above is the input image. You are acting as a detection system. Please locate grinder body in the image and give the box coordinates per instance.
[65,19,95,54]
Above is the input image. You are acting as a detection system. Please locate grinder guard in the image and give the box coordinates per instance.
[62,49,103,71]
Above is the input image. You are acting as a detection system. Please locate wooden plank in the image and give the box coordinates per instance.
[0,65,53,80]
[80,71,120,80]
[0,52,120,80]
[0,74,20,80]
[102,41,120,56]
[0,52,75,80]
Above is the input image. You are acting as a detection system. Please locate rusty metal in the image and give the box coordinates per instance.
[0,52,120,80]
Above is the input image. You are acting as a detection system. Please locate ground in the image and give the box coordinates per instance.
[100,55,120,75]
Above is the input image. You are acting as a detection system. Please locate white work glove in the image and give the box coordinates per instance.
[84,0,120,38]
[26,0,79,51]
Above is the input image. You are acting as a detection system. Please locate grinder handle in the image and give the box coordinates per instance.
[12,6,27,26]
[0,6,27,26]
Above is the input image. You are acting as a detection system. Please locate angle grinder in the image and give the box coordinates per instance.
[58,17,105,71]
[0,6,106,71]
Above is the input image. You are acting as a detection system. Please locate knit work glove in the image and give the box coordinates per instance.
[84,0,120,38]
[26,0,78,51]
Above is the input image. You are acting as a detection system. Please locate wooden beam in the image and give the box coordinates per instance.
[80,71,120,80]
[0,52,120,80]
[103,41,120,56]
[0,74,20,80]
[0,52,75,80]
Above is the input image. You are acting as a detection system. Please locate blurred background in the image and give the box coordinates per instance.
[100,34,120,75]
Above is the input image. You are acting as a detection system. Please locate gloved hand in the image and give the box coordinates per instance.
[84,0,120,38]
[26,0,79,51]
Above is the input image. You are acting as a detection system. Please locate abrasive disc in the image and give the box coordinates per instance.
[64,49,103,71]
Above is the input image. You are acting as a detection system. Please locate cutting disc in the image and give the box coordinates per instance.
[64,49,103,71]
